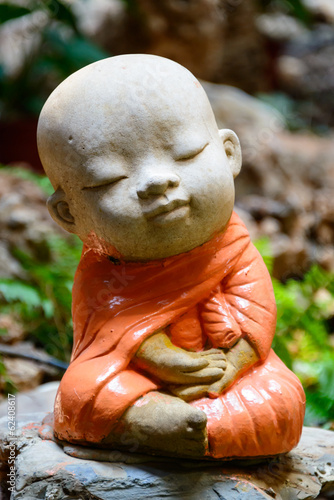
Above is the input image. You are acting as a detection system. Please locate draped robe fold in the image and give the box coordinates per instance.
[54,212,305,458]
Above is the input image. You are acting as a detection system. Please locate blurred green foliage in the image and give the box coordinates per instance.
[0,1,109,119]
[275,269,334,427]
[0,167,82,363]
[256,239,334,428]
[0,170,333,427]
[3,234,82,361]
[257,92,332,136]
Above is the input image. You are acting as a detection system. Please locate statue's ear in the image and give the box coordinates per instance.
[219,129,242,179]
[47,188,76,233]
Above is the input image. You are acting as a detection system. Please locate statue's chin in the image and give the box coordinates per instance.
[83,211,231,262]
[83,231,122,259]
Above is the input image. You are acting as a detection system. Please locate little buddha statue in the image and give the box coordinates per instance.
[37,54,305,459]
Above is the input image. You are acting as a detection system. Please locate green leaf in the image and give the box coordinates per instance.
[0,4,31,24]
[44,0,78,33]
[284,0,312,25]
[317,359,334,401]
[41,299,54,318]
[272,336,293,369]
[0,280,41,307]
[254,237,273,274]
[0,358,6,376]
[304,390,334,426]
[42,28,109,76]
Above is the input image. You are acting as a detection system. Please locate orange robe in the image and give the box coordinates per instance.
[54,212,305,458]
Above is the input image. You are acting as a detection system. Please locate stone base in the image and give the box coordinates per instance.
[1,413,334,499]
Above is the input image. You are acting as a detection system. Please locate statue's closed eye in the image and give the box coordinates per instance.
[175,142,208,162]
[82,176,128,191]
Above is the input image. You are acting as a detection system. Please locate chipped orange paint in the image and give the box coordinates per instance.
[45,461,74,476]
[23,415,54,441]
[22,422,41,431]
[53,212,305,458]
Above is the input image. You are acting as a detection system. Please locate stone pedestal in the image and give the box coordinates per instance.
[1,413,334,500]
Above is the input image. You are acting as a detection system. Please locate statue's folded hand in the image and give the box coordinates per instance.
[133,331,226,384]
[207,360,238,397]
[209,338,260,397]
[169,339,260,401]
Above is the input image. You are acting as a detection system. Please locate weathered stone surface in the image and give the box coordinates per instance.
[38,55,242,262]
[0,381,59,419]
[0,413,333,499]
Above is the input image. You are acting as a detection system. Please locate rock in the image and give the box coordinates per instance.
[239,131,334,200]
[75,0,227,81]
[316,246,334,272]
[234,206,260,241]
[0,10,47,79]
[0,342,61,393]
[75,0,267,92]
[258,217,282,237]
[0,315,25,344]
[73,0,126,41]
[0,381,59,419]
[1,414,334,499]
[0,0,268,91]
[0,357,43,394]
[256,13,307,42]
[277,25,334,128]
[277,55,308,87]
[271,235,311,280]
[0,242,25,280]
[238,195,296,222]
[302,0,334,23]
[202,81,286,133]
[211,0,267,93]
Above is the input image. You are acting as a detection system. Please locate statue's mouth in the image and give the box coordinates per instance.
[144,199,190,220]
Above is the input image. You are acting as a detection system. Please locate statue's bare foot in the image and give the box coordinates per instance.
[104,391,208,458]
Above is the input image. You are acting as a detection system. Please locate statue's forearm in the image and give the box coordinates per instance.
[134,330,174,363]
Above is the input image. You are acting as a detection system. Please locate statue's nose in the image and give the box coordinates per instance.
[137,173,180,199]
